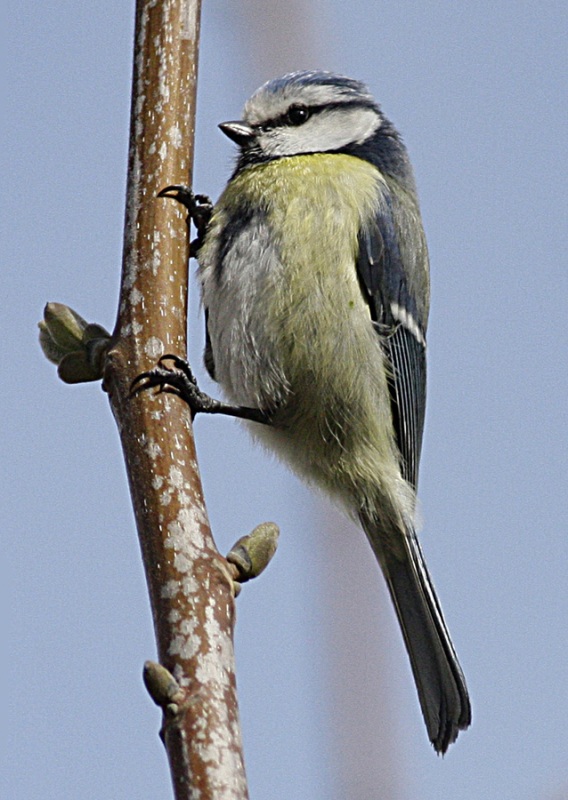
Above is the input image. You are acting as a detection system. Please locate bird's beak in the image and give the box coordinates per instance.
[219,121,255,146]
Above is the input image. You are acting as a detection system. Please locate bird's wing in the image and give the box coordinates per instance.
[356,194,429,490]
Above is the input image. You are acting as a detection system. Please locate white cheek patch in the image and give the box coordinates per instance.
[260,107,381,157]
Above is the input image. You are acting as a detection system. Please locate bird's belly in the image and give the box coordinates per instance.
[201,230,397,505]
[197,155,404,506]
[204,218,377,414]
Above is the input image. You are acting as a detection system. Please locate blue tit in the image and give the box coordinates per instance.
[149,70,471,753]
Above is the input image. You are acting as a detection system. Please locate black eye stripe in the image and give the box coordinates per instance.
[256,98,378,133]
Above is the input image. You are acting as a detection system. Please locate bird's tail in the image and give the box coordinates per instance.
[362,516,471,753]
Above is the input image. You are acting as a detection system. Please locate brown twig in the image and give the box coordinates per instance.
[100,2,248,797]
[38,2,282,794]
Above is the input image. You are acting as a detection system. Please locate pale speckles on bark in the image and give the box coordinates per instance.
[180,0,199,43]
[172,432,189,452]
[154,467,202,511]
[173,591,244,796]
[180,573,201,599]
[166,513,206,557]
[161,578,181,600]
[199,705,247,800]
[169,465,185,489]
[144,335,165,360]
[169,124,183,149]
[169,608,182,623]
[152,473,165,490]
[134,94,146,140]
[172,551,192,573]
[156,58,171,115]
[169,627,201,661]
[162,394,179,415]
[195,606,234,689]
[151,248,161,276]
[138,433,164,462]
[203,745,245,800]
[130,287,144,307]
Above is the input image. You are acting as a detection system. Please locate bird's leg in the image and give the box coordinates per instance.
[157,185,213,256]
[131,355,272,425]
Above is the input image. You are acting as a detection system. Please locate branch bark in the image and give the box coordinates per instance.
[101,2,248,797]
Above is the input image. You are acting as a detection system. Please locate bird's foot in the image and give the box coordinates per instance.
[158,185,213,251]
[131,355,270,425]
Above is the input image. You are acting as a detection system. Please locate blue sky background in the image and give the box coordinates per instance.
[4,2,568,799]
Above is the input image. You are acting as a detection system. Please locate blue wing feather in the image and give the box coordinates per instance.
[356,200,427,489]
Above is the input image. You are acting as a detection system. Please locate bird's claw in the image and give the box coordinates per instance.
[158,185,213,243]
[130,355,212,417]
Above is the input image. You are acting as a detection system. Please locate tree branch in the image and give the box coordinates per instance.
[96,2,248,797]
[38,3,284,795]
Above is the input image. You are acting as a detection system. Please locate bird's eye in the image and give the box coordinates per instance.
[286,104,310,126]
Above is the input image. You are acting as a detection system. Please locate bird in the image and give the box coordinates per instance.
[136,70,472,753]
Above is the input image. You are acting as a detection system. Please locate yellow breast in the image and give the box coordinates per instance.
[220,153,383,380]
